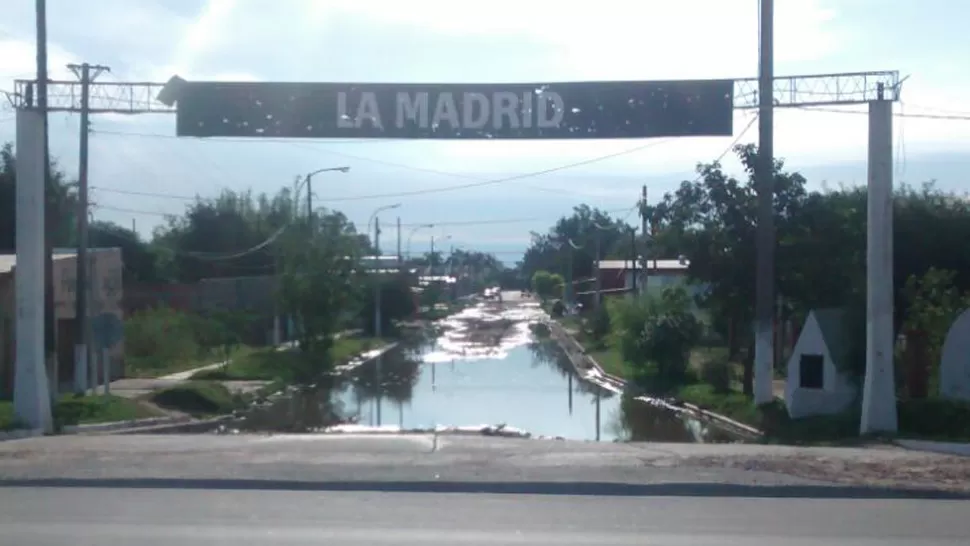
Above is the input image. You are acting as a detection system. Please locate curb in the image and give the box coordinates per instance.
[894,439,970,458]
[113,415,235,435]
[56,342,402,436]
[0,428,45,442]
[334,342,401,373]
[545,316,765,439]
[61,415,194,435]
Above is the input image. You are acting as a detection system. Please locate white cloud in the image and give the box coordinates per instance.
[0,38,78,86]
[3,0,970,245]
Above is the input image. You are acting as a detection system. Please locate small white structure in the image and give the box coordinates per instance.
[940,307,970,402]
[785,308,857,419]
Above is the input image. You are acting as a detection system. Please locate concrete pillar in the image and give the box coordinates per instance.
[860,98,898,435]
[13,109,53,433]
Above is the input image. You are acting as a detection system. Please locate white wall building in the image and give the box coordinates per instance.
[784,308,857,419]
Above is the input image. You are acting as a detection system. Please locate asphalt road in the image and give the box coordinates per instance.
[3,485,968,545]
[2,434,970,544]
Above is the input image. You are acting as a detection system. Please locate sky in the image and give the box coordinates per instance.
[1,0,970,263]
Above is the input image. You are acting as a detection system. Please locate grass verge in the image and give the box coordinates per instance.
[556,315,970,444]
[125,345,256,378]
[191,336,388,382]
[2,395,163,430]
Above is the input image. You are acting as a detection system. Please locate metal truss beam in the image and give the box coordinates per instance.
[733,70,900,109]
[7,70,900,114]
[8,80,172,114]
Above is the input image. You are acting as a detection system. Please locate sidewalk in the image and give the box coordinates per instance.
[95,330,361,396]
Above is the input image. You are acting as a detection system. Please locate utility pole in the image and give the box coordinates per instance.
[629,227,638,294]
[396,217,401,267]
[69,62,109,394]
[306,174,313,231]
[373,215,382,427]
[594,229,602,310]
[860,83,898,434]
[37,0,57,402]
[640,185,648,293]
[754,0,776,404]
[564,242,574,308]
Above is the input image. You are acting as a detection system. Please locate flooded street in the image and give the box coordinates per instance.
[227,295,743,443]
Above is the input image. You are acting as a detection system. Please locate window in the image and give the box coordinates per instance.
[799,354,824,389]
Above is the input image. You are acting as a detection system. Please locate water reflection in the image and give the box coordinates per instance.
[229,301,745,442]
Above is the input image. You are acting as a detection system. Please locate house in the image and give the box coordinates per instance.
[784,308,857,419]
[578,258,704,307]
[1,248,125,398]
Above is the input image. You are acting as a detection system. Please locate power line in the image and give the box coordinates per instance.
[92,117,759,227]
[91,129,674,200]
[92,128,398,145]
[799,106,970,121]
[91,202,636,227]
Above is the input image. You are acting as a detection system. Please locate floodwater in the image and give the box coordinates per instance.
[233,297,743,443]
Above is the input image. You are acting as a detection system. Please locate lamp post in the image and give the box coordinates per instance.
[367,203,401,427]
[302,166,350,231]
[592,222,619,310]
[406,224,434,260]
[429,234,451,276]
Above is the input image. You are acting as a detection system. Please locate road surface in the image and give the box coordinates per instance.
[3,482,969,545]
[2,434,969,544]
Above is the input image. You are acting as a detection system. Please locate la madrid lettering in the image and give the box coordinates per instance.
[335,91,566,131]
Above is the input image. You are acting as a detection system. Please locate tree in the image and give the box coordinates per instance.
[609,286,701,394]
[447,248,503,287]
[531,270,563,302]
[647,144,808,393]
[0,142,78,252]
[89,221,163,283]
[276,215,364,383]
[521,205,629,285]
[359,272,417,335]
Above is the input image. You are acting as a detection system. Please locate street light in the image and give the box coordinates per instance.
[406,223,434,260]
[592,221,621,310]
[426,234,451,276]
[366,203,402,263]
[297,166,350,223]
[368,202,401,429]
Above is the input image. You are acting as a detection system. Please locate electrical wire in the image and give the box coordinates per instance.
[179,223,289,261]
[90,131,675,201]
[91,128,398,145]
[93,117,759,229]
[797,106,970,121]
[93,202,637,227]
[92,113,761,258]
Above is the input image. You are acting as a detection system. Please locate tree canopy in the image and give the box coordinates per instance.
[522,144,970,393]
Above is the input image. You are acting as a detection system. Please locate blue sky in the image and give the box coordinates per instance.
[2,0,969,262]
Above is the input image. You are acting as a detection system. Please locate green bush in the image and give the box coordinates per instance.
[585,305,611,348]
[150,382,239,416]
[124,306,253,375]
[698,356,732,394]
[529,322,551,338]
[898,397,970,440]
[124,306,204,374]
[531,270,564,302]
[609,287,701,394]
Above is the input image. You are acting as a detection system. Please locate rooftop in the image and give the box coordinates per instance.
[596,258,689,271]
[0,253,75,275]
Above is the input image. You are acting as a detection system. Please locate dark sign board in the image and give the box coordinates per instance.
[174,80,734,140]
